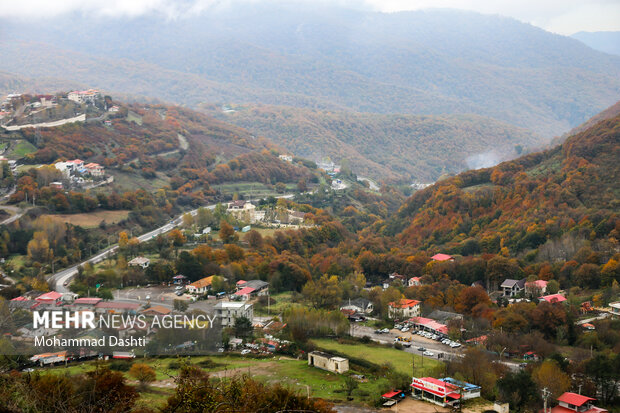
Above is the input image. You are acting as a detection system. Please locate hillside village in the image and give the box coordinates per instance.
[0,75,619,413]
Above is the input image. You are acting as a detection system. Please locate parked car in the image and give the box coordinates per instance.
[418,347,426,352]
[175,285,184,290]
[375,329,384,334]
[175,291,184,296]
[401,327,410,332]
[449,342,461,348]
[423,351,435,357]
[240,349,251,355]
[381,328,390,334]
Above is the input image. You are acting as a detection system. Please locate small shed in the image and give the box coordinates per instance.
[308,351,349,374]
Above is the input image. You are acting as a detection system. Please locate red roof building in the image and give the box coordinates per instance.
[95,301,140,312]
[73,297,103,305]
[388,298,421,319]
[409,316,449,335]
[431,253,454,262]
[234,286,255,299]
[35,291,63,302]
[551,392,608,413]
[540,294,567,304]
[411,377,460,407]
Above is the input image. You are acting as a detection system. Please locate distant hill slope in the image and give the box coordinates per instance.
[571,31,620,56]
[1,6,620,138]
[388,109,620,258]
[552,100,620,146]
[204,104,539,182]
[1,97,314,200]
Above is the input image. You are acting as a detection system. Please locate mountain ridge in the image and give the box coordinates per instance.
[1,6,620,138]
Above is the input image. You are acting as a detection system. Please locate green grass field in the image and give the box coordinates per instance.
[212,181,297,198]
[127,111,143,125]
[253,291,296,316]
[40,353,394,406]
[109,170,170,192]
[5,139,37,158]
[311,338,443,377]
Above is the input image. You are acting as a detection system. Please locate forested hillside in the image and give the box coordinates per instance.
[2,97,315,214]
[205,104,539,181]
[387,111,620,262]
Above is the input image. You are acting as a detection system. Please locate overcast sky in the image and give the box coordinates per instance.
[0,0,619,35]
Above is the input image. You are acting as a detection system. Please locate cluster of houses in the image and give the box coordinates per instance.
[226,200,308,226]
[67,89,101,105]
[53,158,107,188]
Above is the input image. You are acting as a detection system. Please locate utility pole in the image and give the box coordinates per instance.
[542,387,551,413]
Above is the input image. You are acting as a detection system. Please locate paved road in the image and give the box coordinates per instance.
[48,194,295,293]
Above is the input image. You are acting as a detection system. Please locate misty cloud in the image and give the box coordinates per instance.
[465,151,501,170]
[0,0,618,34]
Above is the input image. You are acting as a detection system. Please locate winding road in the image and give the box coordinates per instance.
[47,194,295,293]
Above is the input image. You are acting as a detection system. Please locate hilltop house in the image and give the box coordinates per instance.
[85,162,105,177]
[408,277,422,287]
[525,279,548,296]
[388,298,421,319]
[501,278,526,297]
[67,89,100,104]
[227,200,258,223]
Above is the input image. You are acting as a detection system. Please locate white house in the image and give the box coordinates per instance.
[388,298,421,319]
[128,256,150,269]
[214,301,253,327]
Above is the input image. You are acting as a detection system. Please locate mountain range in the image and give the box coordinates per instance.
[386,100,620,260]
[203,103,539,181]
[571,31,620,56]
[1,4,620,181]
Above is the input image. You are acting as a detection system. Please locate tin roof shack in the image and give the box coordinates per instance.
[308,351,349,374]
[441,377,481,400]
[382,390,406,407]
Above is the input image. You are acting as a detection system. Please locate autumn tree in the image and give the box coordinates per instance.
[454,286,492,316]
[245,229,263,249]
[27,231,51,263]
[168,228,186,247]
[129,363,156,389]
[532,360,571,399]
[219,220,236,243]
[302,274,343,309]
